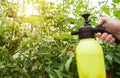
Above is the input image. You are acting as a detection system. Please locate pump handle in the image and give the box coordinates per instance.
[94,25,120,44]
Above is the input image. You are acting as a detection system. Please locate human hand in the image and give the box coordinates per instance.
[96,17,120,43]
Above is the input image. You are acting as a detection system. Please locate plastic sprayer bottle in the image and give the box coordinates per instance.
[71,14,120,78]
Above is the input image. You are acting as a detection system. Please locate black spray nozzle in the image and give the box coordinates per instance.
[82,14,90,25]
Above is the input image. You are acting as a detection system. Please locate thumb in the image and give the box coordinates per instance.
[99,17,107,26]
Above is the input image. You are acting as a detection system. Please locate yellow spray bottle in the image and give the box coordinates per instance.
[71,14,106,78]
[71,14,120,78]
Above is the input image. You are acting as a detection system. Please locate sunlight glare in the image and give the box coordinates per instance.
[25,8,39,16]
[25,3,39,16]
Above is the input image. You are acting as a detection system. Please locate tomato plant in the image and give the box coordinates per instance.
[0,0,120,78]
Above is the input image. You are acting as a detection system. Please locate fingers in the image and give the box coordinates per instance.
[96,32,102,38]
[105,34,113,42]
[109,38,115,44]
[105,34,115,43]
[96,32,115,44]
[100,33,108,40]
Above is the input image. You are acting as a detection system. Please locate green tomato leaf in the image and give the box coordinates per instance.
[113,0,120,3]
[54,69,63,78]
[113,53,120,64]
[65,53,74,72]
[61,34,73,40]
[43,36,55,42]
[101,5,110,15]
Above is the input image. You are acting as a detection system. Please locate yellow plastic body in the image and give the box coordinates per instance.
[76,38,106,78]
